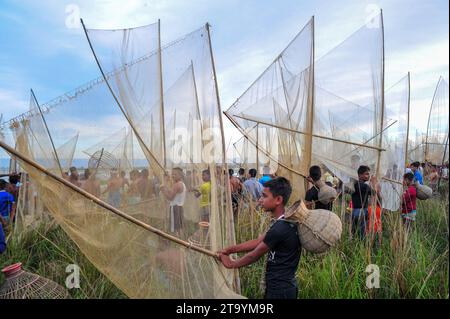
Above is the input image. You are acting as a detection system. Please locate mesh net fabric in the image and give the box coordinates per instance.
[226,14,386,199]
[83,126,134,173]
[56,133,79,173]
[311,13,384,184]
[425,78,449,164]
[379,75,410,211]
[408,129,425,164]
[226,18,314,201]
[4,22,241,299]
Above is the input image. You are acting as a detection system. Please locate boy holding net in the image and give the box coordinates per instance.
[218,177,301,299]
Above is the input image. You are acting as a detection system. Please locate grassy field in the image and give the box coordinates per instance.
[239,196,449,298]
[0,190,448,299]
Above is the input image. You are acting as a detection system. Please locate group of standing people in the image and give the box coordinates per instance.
[65,166,161,209]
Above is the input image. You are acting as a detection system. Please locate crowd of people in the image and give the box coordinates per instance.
[218,160,448,299]
[0,158,448,300]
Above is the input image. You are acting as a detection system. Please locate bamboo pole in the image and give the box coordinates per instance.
[306,15,315,192]
[205,22,240,293]
[404,72,411,169]
[0,139,218,258]
[231,113,386,152]
[30,89,64,177]
[80,19,165,175]
[337,119,397,162]
[158,19,167,168]
[93,147,104,177]
[190,60,205,148]
[256,123,259,176]
[375,9,386,180]
[381,176,402,185]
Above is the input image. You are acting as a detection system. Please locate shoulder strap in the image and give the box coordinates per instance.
[281,218,298,225]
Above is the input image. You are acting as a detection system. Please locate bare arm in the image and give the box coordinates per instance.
[9,202,16,223]
[161,182,182,201]
[0,215,7,226]
[219,233,265,255]
[219,241,270,269]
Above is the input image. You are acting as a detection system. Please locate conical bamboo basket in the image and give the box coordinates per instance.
[285,200,342,253]
[0,263,69,299]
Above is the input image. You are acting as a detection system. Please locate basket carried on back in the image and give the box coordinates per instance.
[0,263,69,299]
[316,181,338,205]
[415,182,433,200]
[285,200,342,254]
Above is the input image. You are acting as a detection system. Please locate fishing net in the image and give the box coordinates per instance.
[25,95,62,175]
[225,17,314,201]
[0,126,18,174]
[84,126,134,173]
[227,13,385,203]
[425,77,449,164]
[56,133,79,173]
[312,12,384,183]
[2,21,240,298]
[408,129,425,164]
[379,74,410,211]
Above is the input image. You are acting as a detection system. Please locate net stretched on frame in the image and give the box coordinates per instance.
[408,129,425,164]
[227,12,386,200]
[56,133,79,173]
[379,74,410,211]
[225,17,314,201]
[3,21,240,298]
[425,77,449,165]
[312,12,384,183]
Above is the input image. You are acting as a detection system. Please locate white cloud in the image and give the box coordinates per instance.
[0,84,29,124]
[2,0,448,161]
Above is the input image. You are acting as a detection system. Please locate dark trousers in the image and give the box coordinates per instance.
[352,208,368,239]
[264,286,298,299]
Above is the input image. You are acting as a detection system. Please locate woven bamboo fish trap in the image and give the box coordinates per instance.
[285,200,342,253]
[416,183,433,200]
[316,181,338,205]
[0,263,69,299]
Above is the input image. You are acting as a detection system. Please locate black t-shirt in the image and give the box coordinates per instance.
[305,184,333,210]
[263,219,301,290]
[351,180,375,209]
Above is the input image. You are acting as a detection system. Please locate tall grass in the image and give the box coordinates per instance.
[0,193,447,299]
[237,193,449,299]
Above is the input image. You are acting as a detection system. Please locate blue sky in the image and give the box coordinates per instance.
[0,0,448,153]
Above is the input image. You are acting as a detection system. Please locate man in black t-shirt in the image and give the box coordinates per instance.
[218,177,301,299]
[305,165,333,210]
[351,165,378,238]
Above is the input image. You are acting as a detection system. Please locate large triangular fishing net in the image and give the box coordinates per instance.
[225,17,314,201]
[226,13,386,202]
[425,78,449,164]
[4,21,240,298]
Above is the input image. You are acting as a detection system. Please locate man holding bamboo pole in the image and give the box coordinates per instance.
[218,177,301,299]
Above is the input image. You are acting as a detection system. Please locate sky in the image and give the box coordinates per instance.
[0,0,448,161]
